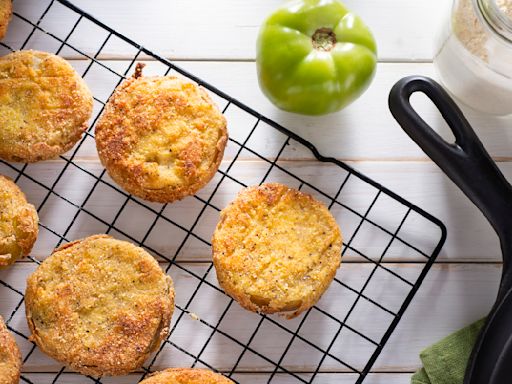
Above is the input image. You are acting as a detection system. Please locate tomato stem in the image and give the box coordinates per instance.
[312,28,337,51]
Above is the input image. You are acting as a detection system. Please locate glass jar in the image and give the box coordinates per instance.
[434,0,512,115]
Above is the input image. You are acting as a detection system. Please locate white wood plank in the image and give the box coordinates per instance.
[170,61,512,162]
[0,60,504,162]
[1,263,498,373]
[353,161,505,263]
[4,0,447,61]
[0,159,504,262]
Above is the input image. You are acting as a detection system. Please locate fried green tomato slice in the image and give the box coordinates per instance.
[212,183,342,319]
[0,50,93,162]
[95,65,228,203]
[0,316,21,384]
[0,174,38,268]
[25,235,174,377]
[140,368,234,384]
[0,0,12,40]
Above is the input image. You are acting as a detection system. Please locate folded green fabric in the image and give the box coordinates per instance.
[411,318,486,384]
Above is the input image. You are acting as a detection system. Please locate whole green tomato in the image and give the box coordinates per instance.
[256,0,377,115]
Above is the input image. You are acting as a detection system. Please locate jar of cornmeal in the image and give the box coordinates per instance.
[434,0,512,115]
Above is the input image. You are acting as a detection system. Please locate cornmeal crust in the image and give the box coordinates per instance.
[0,0,12,40]
[140,368,234,384]
[0,50,93,162]
[25,235,174,377]
[0,316,21,384]
[95,64,228,203]
[0,175,38,268]
[212,183,342,318]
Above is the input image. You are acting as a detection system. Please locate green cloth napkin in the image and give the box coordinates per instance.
[411,318,486,384]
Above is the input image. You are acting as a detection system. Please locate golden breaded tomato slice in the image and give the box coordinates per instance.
[95,64,227,203]
[212,183,342,319]
[0,175,38,268]
[0,50,93,162]
[0,315,22,384]
[140,368,234,384]
[0,0,12,40]
[25,235,174,377]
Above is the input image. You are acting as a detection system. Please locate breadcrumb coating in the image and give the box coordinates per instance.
[140,368,234,384]
[95,65,227,203]
[212,183,342,319]
[0,50,93,162]
[0,175,38,268]
[25,235,174,377]
[0,316,21,384]
[0,0,12,40]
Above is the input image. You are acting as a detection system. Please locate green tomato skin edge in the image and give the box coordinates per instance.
[256,0,378,116]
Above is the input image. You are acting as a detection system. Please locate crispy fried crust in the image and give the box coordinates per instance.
[0,50,93,162]
[25,235,175,377]
[212,183,342,319]
[95,66,228,203]
[0,0,12,40]
[0,316,21,384]
[141,368,234,384]
[0,175,38,268]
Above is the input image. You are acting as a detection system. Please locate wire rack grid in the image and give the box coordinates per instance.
[0,1,446,383]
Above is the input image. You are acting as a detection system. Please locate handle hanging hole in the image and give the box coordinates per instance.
[410,91,456,144]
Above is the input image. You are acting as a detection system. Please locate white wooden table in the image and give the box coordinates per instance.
[1,1,509,383]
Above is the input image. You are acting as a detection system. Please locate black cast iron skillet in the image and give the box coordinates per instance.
[389,76,512,384]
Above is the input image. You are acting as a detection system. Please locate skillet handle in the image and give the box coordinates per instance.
[388,76,512,241]
[389,76,512,384]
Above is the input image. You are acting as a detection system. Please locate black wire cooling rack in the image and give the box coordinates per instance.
[0,1,447,383]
